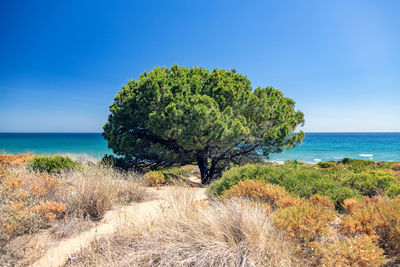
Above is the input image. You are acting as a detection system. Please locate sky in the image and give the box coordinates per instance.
[1,0,399,132]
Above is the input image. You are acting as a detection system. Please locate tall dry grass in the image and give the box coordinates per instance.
[58,164,145,220]
[68,188,306,267]
[0,161,146,266]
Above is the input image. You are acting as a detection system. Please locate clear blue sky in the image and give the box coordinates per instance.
[1,0,399,132]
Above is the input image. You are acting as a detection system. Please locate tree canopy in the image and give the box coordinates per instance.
[103,65,305,184]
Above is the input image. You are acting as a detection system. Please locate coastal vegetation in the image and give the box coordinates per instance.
[1,154,400,266]
[103,65,304,184]
[29,155,79,173]
[0,154,145,266]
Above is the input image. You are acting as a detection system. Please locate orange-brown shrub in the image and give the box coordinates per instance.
[31,200,66,221]
[144,171,165,186]
[339,196,400,257]
[309,194,335,210]
[342,198,363,214]
[313,234,386,267]
[0,167,9,179]
[273,204,336,243]
[0,153,33,167]
[0,170,65,245]
[222,180,304,209]
[1,199,66,242]
[1,171,60,199]
[392,163,400,171]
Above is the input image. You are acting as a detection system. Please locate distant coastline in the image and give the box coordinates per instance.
[1,132,400,163]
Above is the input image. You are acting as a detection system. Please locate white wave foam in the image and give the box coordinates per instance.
[359,154,373,157]
[313,159,322,162]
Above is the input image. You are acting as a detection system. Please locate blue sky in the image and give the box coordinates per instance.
[1,0,399,132]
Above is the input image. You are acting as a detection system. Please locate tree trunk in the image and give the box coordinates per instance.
[196,150,209,184]
[206,159,218,183]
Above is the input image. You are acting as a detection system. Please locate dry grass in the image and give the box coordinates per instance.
[0,159,146,266]
[68,188,306,267]
[55,164,146,220]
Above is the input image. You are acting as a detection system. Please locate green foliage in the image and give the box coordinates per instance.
[387,184,400,198]
[317,161,336,168]
[339,158,376,170]
[101,154,132,170]
[160,167,191,182]
[341,170,397,197]
[103,65,304,183]
[209,164,360,209]
[160,167,191,177]
[30,155,78,173]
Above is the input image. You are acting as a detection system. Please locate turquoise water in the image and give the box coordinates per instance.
[0,133,399,163]
[269,132,400,163]
[0,133,112,160]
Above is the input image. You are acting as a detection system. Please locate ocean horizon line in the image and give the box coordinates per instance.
[1,132,400,134]
[1,132,399,162]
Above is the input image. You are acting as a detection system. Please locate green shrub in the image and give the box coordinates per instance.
[160,167,192,182]
[317,161,336,168]
[339,158,376,170]
[341,170,397,197]
[209,164,360,209]
[387,184,400,198]
[30,155,78,173]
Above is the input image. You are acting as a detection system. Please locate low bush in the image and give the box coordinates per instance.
[30,155,78,173]
[160,167,192,177]
[70,188,111,220]
[313,234,386,267]
[0,170,65,246]
[308,194,335,210]
[144,171,165,186]
[317,161,336,169]
[0,154,34,167]
[222,180,304,209]
[160,167,192,183]
[339,196,400,257]
[273,203,336,243]
[339,158,376,170]
[386,184,400,197]
[341,170,397,196]
[209,164,360,209]
[392,163,400,171]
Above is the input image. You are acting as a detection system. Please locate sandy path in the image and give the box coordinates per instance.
[31,186,207,267]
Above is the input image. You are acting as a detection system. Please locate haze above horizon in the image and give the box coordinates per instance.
[1,0,400,132]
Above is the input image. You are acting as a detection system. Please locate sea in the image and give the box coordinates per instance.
[0,132,399,163]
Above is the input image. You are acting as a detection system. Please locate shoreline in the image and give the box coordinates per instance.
[1,152,399,165]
